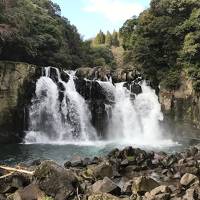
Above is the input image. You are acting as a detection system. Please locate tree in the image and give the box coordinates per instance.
[112,30,119,47]
[119,0,200,89]
[105,31,112,47]
[0,0,85,69]
[94,30,105,45]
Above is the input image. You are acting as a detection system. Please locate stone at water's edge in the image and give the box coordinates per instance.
[1,146,200,199]
[34,160,78,200]
[0,61,41,144]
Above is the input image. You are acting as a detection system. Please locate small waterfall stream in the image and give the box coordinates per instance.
[25,67,97,143]
[108,81,166,145]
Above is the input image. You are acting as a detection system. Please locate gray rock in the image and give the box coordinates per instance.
[91,177,121,195]
[132,176,160,195]
[34,160,78,200]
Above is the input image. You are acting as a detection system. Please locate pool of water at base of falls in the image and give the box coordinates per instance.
[0,138,198,166]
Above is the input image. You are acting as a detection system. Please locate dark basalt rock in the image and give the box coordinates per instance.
[74,78,114,138]
[2,145,200,199]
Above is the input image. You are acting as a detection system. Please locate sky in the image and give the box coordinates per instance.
[52,0,151,39]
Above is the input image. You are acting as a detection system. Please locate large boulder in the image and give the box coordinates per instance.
[132,176,160,195]
[34,161,78,200]
[91,177,121,195]
[87,161,113,179]
[180,173,199,187]
[7,184,45,200]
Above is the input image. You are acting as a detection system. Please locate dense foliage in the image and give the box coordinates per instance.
[120,0,200,90]
[0,0,117,69]
[93,30,120,47]
[81,40,116,68]
[0,0,86,69]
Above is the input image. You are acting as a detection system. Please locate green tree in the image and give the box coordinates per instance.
[119,0,200,89]
[105,31,112,47]
[112,30,119,47]
[94,30,105,45]
[0,0,85,69]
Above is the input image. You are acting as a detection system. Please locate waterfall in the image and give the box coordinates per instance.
[25,67,97,143]
[108,81,169,145]
[25,66,172,146]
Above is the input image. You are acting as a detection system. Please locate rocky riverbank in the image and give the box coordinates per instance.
[1,145,200,200]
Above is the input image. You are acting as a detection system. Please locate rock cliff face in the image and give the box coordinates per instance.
[75,66,141,83]
[0,61,40,143]
[159,71,200,139]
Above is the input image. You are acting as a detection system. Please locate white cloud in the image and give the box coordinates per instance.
[82,0,145,23]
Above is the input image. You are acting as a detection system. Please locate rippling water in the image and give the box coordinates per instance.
[0,139,197,166]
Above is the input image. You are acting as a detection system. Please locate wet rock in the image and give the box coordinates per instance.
[180,173,199,187]
[83,157,92,166]
[91,177,121,195]
[49,67,59,83]
[34,160,78,200]
[131,82,142,95]
[88,193,121,200]
[31,159,42,167]
[70,155,83,167]
[60,70,69,82]
[132,176,160,195]
[8,184,45,200]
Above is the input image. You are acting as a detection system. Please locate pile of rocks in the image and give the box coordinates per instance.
[1,145,200,200]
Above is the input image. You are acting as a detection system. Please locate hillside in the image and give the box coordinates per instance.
[0,0,84,69]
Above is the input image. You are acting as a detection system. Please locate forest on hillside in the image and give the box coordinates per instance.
[0,0,115,69]
[119,0,200,90]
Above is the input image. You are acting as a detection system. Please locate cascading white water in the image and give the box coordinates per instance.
[106,81,172,146]
[25,66,173,146]
[25,67,97,143]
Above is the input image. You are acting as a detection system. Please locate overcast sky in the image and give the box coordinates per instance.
[52,0,150,39]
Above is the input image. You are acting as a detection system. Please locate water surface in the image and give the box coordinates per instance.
[0,139,197,166]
